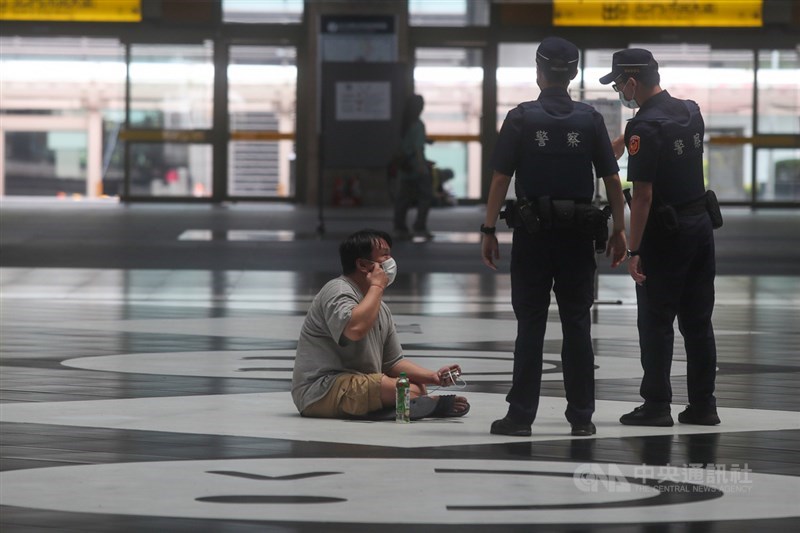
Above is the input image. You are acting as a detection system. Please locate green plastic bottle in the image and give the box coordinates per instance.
[395,372,410,423]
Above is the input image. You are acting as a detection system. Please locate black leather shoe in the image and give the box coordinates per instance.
[490,416,531,436]
[571,422,596,437]
[678,405,720,425]
[620,405,674,427]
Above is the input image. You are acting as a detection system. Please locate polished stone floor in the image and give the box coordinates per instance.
[1,200,799,532]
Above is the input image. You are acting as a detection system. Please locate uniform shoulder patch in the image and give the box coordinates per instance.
[628,135,641,156]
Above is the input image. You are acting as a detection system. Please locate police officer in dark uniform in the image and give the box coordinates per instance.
[600,48,721,426]
[481,37,627,437]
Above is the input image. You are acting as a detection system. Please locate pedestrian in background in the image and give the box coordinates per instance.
[393,94,434,241]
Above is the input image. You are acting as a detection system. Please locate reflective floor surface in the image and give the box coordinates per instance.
[1,201,799,532]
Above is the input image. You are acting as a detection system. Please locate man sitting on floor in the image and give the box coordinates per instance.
[292,228,469,420]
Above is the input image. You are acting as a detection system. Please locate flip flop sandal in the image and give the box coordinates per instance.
[430,394,470,418]
[362,396,438,421]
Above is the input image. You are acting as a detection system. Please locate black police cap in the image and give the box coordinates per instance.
[599,48,659,84]
[536,37,579,75]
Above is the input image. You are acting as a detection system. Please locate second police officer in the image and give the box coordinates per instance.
[481,37,627,437]
[599,48,722,427]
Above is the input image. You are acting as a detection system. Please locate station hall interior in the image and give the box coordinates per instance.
[1,1,799,532]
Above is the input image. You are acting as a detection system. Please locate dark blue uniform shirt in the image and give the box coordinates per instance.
[492,87,619,201]
[624,90,706,205]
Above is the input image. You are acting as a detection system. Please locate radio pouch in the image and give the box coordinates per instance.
[499,200,518,229]
[551,200,576,229]
[517,198,540,234]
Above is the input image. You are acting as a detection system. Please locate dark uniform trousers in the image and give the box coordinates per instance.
[637,211,717,409]
[507,226,596,425]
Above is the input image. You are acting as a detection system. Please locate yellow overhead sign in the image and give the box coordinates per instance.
[0,0,141,22]
[553,0,763,27]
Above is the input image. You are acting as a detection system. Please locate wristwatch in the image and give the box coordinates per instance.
[627,249,640,258]
[480,224,496,235]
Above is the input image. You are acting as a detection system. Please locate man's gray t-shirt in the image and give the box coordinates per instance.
[291,276,403,413]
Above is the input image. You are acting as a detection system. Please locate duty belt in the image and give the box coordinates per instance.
[673,195,708,216]
[500,197,610,252]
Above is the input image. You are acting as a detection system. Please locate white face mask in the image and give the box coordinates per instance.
[379,257,398,286]
[618,79,639,109]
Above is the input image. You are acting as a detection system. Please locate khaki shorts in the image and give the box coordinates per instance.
[302,373,384,418]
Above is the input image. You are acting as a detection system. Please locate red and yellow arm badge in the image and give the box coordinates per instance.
[628,135,641,156]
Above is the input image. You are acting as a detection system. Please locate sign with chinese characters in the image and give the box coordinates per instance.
[335,81,391,122]
[0,0,141,22]
[553,0,762,27]
[320,15,397,62]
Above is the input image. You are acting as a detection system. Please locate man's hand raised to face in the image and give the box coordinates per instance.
[366,260,389,289]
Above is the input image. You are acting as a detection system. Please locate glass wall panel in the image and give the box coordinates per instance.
[415,47,483,199]
[756,148,800,201]
[103,134,126,197]
[707,139,752,201]
[223,0,302,24]
[3,130,86,196]
[228,45,296,197]
[0,36,124,198]
[704,50,754,201]
[497,43,539,130]
[128,143,212,197]
[129,42,214,130]
[409,0,489,26]
[757,48,800,134]
[582,49,619,105]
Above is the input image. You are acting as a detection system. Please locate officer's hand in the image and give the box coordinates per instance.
[607,230,627,268]
[367,260,389,289]
[481,234,499,270]
[628,256,646,285]
[612,134,626,160]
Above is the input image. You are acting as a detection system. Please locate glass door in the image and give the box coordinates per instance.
[227,45,297,198]
[0,36,124,198]
[413,47,484,202]
[119,41,215,199]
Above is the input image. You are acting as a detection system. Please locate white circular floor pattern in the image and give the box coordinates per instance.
[61,350,687,382]
[1,459,796,524]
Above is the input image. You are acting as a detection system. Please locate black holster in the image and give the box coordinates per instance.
[706,190,723,229]
[517,197,541,234]
[500,197,540,234]
[499,199,518,228]
[575,204,611,253]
